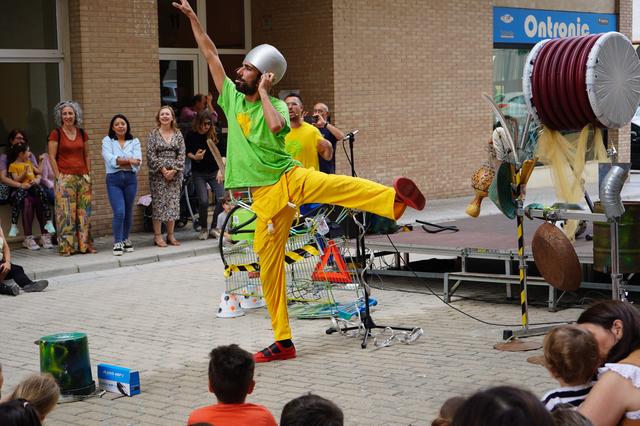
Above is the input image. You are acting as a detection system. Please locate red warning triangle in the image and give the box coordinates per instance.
[312,240,352,283]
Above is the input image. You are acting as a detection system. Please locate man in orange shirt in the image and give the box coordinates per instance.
[187,344,277,426]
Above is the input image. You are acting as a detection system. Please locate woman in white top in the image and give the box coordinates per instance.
[101,114,142,256]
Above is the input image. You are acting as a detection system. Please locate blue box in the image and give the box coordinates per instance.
[97,364,140,396]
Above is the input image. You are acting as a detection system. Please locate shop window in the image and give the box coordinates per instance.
[0,0,57,49]
[158,0,198,48]
[493,48,529,126]
[0,63,60,155]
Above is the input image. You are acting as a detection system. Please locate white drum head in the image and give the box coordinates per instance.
[586,32,640,128]
[522,38,551,125]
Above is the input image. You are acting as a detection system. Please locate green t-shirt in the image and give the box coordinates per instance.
[217,77,299,188]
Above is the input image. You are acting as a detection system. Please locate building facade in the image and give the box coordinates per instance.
[0,0,630,236]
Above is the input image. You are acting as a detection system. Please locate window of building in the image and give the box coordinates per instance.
[158,0,197,49]
[0,0,66,155]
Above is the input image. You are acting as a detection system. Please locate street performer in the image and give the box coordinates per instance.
[174,0,426,363]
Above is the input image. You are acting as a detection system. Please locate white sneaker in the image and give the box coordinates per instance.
[113,241,124,256]
[40,233,53,249]
[22,236,40,251]
[8,224,18,237]
[198,230,209,240]
[123,239,134,253]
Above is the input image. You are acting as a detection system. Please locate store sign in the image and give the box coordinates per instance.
[493,7,617,44]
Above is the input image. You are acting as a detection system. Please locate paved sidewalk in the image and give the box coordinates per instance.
[11,170,640,281]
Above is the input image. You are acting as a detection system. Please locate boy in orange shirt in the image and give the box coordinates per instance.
[188,344,277,426]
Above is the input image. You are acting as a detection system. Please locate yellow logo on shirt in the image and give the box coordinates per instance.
[237,112,251,137]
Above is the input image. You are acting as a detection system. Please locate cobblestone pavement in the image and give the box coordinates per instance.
[0,253,586,426]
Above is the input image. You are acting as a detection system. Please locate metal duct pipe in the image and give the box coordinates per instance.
[599,165,627,220]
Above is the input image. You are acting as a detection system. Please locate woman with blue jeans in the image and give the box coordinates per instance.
[101,114,142,256]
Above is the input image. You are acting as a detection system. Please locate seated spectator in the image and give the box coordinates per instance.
[451,386,554,426]
[0,399,42,426]
[432,396,466,426]
[187,344,276,426]
[7,143,55,245]
[550,403,594,426]
[212,194,232,242]
[541,325,599,411]
[577,300,640,426]
[9,374,59,421]
[1,131,52,250]
[280,393,343,426]
[0,220,48,296]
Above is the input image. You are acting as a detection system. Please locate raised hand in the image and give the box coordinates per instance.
[258,72,275,94]
[172,0,196,18]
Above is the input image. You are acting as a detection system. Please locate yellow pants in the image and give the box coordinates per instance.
[252,167,404,341]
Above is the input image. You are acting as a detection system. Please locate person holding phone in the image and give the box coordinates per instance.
[185,110,226,240]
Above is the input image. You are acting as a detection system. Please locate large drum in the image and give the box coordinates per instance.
[523,32,640,131]
[38,332,95,396]
[593,201,640,274]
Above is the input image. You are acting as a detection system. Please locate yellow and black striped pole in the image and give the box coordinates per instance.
[515,168,529,330]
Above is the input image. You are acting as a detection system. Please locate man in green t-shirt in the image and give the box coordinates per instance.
[174,0,426,363]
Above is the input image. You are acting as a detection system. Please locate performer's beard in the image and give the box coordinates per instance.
[235,76,259,95]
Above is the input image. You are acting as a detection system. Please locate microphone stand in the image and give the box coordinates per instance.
[326,131,419,348]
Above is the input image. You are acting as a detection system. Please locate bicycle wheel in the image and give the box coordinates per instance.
[218,205,258,267]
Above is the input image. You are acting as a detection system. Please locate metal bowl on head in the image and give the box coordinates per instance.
[532,222,582,292]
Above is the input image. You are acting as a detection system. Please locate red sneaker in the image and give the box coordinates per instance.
[394,177,426,210]
[254,341,297,363]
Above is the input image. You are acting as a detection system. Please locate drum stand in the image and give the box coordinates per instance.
[325,132,421,348]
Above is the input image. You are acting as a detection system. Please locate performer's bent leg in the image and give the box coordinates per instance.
[287,167,406,220]
[254,205,297,341]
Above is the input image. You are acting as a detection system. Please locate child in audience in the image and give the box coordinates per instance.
[9,374,59,421]
[7,143,55,239]
[432,396,466,426]
[0,399,42,425]
[452,386,553,426]
[187,344,276,426]
[541,325,599,411]
[280,393,343,426]
[550,403,594,425]
[212,195,232,242]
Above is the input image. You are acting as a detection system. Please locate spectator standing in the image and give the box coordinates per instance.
[283,94,332,170]
[48,100,95,256]
[101,114,142,256]
[1,131,53,250]
[185,110,226,240]
[187,344,277,426]
[577,301,640,426]
[311,102,345,174]
[540,325,599,411]
[147,105,185,247]
[0,219,48,296]
[179,93,219,127]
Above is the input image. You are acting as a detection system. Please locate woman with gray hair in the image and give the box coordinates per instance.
[48,100,96,256]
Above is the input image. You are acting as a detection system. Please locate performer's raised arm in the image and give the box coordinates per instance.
[172,0,225,93]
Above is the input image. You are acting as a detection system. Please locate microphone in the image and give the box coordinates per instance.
[342,130,359,142]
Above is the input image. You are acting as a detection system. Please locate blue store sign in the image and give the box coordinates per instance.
[493,7,617,44]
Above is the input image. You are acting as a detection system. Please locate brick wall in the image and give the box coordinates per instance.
[68,0,159,236]
[251,1,335,128]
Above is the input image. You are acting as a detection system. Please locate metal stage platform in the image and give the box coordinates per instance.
[354,214,640,310]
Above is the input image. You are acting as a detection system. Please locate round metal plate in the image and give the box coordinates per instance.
[532,222,582,292]
[494,340,542,352]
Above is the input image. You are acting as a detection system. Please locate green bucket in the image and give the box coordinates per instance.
[37,332,95,396]
[230,208,256,242]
